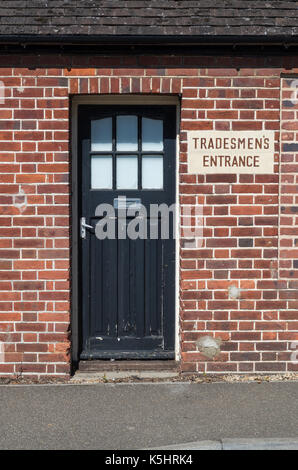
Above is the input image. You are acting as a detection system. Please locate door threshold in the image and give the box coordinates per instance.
[78,359,179,372]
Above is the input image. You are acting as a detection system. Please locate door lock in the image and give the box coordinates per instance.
[80,217,94,239]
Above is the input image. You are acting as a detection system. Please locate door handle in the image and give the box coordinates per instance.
[80,217,94,239]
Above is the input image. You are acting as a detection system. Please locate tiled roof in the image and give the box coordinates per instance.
[0,1,297,41]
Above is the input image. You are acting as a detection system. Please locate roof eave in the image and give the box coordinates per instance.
[0,34,298,46]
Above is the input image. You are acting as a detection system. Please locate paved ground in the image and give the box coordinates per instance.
[0,381,297,449]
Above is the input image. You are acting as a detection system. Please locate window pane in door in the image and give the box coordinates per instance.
[91,118,112,151]
[142,155,163,189]
[116,155,138,189]
[91,155,112,189]
[116,115,138,151]
[142,118,163,151]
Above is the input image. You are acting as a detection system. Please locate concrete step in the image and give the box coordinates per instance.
[74,360,180,381]
[78,359,179,372]
[72,370,179,381]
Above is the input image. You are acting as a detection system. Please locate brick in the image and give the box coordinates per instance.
[206,195,236,205]
[232,100,263,109]
[233,78,264,87]
[14,281,44,290]
[231,249,262,258]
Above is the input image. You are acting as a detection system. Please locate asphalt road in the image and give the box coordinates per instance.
[0,381,297,449]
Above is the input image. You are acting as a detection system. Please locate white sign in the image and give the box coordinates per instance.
[188,131,275,174]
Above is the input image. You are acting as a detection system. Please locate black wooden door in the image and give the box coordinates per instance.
[78,105,176,359]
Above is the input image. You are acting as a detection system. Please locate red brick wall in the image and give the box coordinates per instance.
[279,77,298,372]
[0,54,297,377]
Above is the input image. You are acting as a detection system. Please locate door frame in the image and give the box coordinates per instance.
[71,94,180,372]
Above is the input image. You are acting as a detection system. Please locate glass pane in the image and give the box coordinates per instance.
[116,155,138,189]
[91,118,112,152]
[116,115,138,151]
[142,118,163,151]
[91,155,112,189]
[142,155,163,189]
